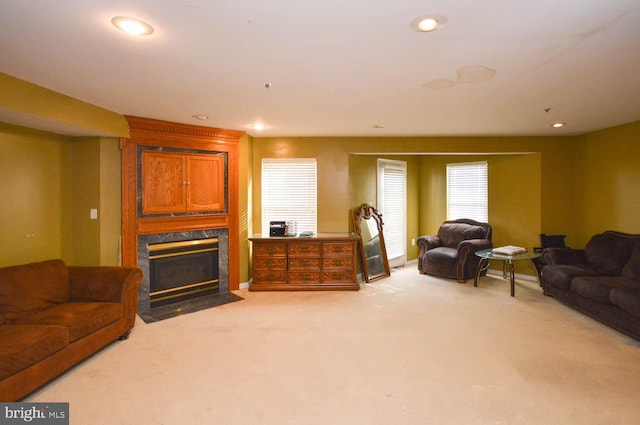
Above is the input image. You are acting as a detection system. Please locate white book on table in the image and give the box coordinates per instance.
[492,245,528,256]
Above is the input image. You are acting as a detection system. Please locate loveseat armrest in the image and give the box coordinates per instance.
[542,248,586,266]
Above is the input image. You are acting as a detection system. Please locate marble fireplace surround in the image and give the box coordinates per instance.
[137,228,229,316]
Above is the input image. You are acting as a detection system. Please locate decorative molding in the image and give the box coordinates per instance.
[125,115,245,141]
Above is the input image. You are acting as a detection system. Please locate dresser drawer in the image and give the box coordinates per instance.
[253,270,287,283]
[288,271,321,284]
[322,270,355,282]
[288,243,321,256]
[254,243,286,257]
[323,242,355,256]
[289,257,321,271]
[254,257,287,270]
[322,257,354,270]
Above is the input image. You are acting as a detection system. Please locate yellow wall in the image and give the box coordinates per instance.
[419,154,541,274]
[0,72,129,137]
[252,136,578,267]
[2,73,639,283]
[348,154,420,260]
[0,123,122,267]
[0,123,71,266]
[574,121,640,246]
[238,134,253,283]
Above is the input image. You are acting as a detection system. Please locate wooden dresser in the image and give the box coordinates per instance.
[249,234,359,291]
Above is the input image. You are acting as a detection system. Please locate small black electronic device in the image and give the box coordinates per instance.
[299,231,314,237]
[269,221,286,237]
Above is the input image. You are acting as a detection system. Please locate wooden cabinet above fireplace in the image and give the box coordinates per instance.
[142,150,226,215]
[121,116,245,291]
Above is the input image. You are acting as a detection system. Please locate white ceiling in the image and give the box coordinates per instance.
[1,0,640,138]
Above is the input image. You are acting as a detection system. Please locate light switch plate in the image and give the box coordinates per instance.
[90,209,98,220]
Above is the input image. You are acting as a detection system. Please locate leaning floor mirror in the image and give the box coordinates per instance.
[352,204,391,282]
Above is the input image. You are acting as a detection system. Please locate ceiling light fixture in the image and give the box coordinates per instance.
[410,15,447,33]
[253,123,266,131]
[192,115,209,121]
[551,122,566,128]
[111,16,154,36]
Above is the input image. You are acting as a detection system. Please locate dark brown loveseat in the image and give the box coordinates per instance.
[541,231,640,340]
[0,259,143,401]
[417,219,493,282]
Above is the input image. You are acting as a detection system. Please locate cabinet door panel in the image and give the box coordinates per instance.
[142,151,186,214]
[187,154,225,212]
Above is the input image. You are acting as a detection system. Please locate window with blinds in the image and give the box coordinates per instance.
[378,159,406,265]
[261,158,317,235]
[446,161,488,222]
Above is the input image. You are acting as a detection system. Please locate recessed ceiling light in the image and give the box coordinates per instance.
[551,122,566,128]
[192,115,209,121]
[111,16,154,36]
[410,15,448,33]
[252,123,266,131]
[372,124,386,129]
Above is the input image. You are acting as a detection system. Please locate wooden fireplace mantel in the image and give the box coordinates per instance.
[120,116,245,290]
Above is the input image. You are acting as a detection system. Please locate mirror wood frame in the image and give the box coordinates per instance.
[352,204,391,282]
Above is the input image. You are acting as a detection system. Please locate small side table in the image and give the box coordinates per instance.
[474,249,541,297]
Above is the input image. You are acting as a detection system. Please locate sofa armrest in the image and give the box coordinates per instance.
[542,248,586,265]
[69,266,143,330]
[69,266,142,303]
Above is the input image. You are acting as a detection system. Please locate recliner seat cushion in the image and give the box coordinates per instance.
[24,302,123,342]
[569,276,632,304]
[425,247,459,266]
[542,265,597,290]
[0,325,69,380]
[0,259,70,323]
[585,233,640,275]
[438,223,485,249]
[610,287,640,320]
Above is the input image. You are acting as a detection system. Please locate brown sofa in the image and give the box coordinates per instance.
[541,231,640,340]
[0,259,143,401]
[417,219,493,282]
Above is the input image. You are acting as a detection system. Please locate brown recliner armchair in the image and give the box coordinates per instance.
[417,219,493,282]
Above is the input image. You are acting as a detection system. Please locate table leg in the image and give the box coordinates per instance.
[474,258,488,287]
[509,260,515,297]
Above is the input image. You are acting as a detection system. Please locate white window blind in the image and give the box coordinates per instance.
[262,158,317,235]
[447,161,488,222]
[378,159,406,264]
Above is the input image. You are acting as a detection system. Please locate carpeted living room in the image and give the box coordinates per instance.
[2,2,640,424]
[24,266,640,424]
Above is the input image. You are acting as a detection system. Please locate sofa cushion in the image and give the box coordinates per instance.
[0,259,70,323]
[609,287,640,320]
[622,243,640,281]
[542,265,597,290]
[438,223,485,249]
[585,233,639,275]
[569,276,631,304]
[0,325,69,381]
[25,302,123,342]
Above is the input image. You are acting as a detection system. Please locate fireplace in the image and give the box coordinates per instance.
[137,229,231,320]
[148,238,219,307]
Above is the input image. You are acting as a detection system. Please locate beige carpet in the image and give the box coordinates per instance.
[28,265,640,425]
